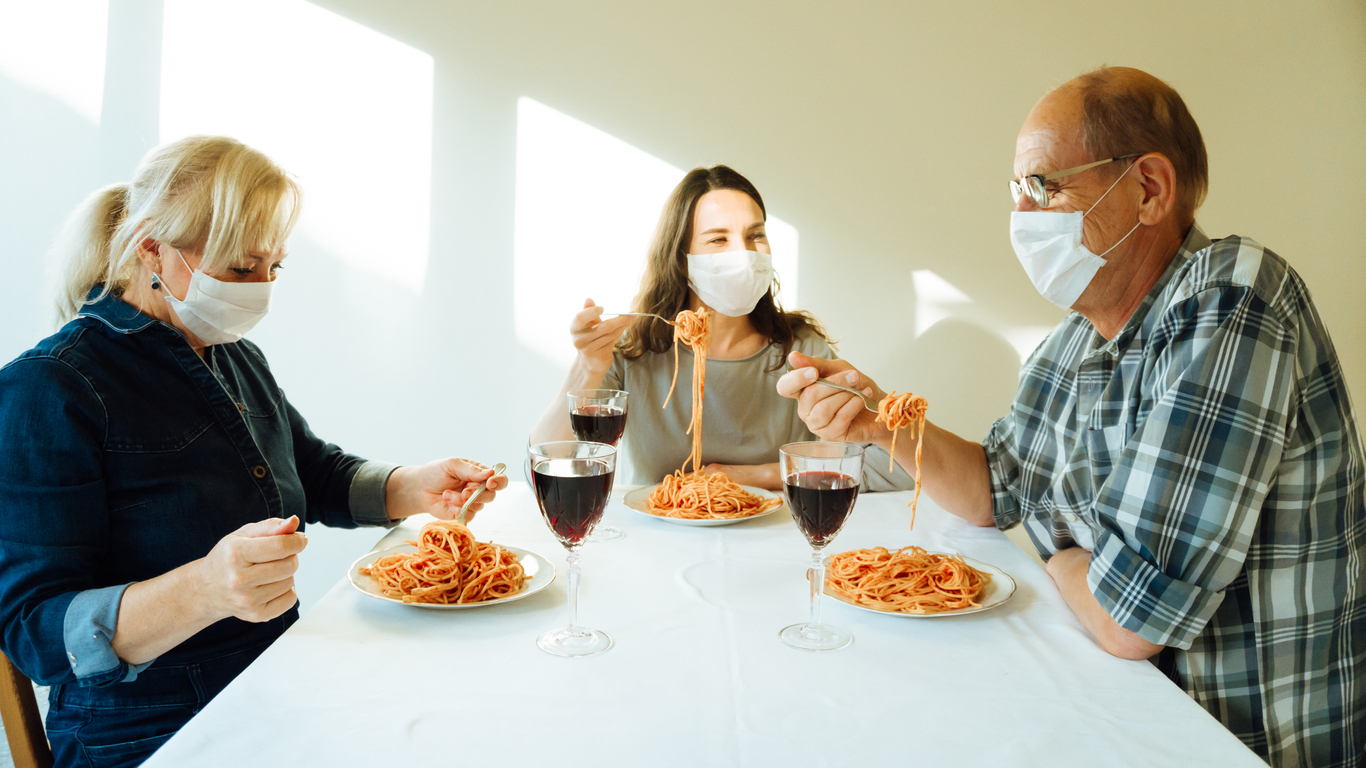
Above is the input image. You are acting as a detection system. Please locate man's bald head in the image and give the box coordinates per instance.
[1062,66,1209,222]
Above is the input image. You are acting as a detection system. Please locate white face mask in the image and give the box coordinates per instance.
[1008,166,1141,310]
[686,249,774,317]
[155,249,273,345]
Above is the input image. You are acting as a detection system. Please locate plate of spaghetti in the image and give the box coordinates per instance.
[823,545,1015,617]
[622,307,786,526]
[621,478,785,526]
[348,519,554,609]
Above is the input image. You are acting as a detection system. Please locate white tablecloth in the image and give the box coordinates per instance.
[145,484,1261,767]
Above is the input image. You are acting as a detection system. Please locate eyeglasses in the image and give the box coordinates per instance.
[1009,154,1142,209]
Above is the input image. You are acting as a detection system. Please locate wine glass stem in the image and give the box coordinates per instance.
[808,549,825,630]
[566,552,582,632]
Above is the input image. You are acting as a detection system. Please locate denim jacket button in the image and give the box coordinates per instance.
[236,402,246,413]
[252,465,267,478]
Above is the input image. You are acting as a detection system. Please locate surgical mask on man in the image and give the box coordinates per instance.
[155,248,273,344]
[1009,166,1142,310]
[686,249,775,317]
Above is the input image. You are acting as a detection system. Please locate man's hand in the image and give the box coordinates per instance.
[385,458,510,522]
[775,352,889,445]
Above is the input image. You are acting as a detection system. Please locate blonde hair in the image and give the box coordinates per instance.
[53,135,301,324]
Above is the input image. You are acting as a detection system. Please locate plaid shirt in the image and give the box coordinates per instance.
[983,224,1365,767]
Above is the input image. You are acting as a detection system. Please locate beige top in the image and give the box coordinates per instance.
[603,329,913,491]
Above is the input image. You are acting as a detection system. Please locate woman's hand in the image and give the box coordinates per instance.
[776,351,889,445]
[703,462,781,491]
[195,516,307,624]
[385,458,510,522]
[571,298,633,373]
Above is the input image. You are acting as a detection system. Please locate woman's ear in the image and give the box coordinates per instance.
[134,237,162,271]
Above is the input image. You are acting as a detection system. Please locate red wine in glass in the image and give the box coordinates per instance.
[778,441,863,652]
[570,405,628,446]
[529,441,616,658]
[532,458,614,548]
[785,471,860,548]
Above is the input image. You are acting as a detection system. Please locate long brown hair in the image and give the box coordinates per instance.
[618,165,830,370]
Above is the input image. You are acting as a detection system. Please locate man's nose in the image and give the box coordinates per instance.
[1014,194,1040,213]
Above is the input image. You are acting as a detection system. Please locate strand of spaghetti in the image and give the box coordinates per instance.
[358,519,526,604]
[875,390,929,529]
[824,545,991,614]
[646,308,779,519]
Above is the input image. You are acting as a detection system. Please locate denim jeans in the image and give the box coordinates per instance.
[45,638,276,768]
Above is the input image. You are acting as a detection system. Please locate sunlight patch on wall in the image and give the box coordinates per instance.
[912,269,1055,364]
[0,0,108,124]
[514,97,798,366]
[159,0,433,293]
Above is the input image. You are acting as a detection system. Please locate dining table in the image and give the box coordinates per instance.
[142,482,1263,767]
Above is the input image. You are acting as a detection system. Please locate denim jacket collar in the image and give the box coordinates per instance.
[76,286,180,339]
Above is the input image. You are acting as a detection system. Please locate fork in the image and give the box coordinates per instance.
[813,378,880,413]
[456,462,506,524]
[601,312,675,324]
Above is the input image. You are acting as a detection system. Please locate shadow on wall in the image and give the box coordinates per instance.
[902,318,1022,441]
[0,74,104,359]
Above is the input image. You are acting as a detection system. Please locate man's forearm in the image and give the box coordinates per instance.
[1045,547,1164,661]
[880,419,995,527]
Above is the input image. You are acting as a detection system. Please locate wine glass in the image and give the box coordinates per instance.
[528,440,616,657]
[568,389,629,543]
[778,441,864,652]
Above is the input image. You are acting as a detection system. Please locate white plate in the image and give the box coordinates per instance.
[621,484,786,527]
[824,552,1016,618]
[348,543,555,609]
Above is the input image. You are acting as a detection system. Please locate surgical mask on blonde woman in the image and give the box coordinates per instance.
[686,250,775,317]
[156,249,273,344]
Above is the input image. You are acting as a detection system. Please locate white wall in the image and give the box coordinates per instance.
[2,0,1363,612]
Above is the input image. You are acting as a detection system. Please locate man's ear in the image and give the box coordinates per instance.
[1135,153,1177,227]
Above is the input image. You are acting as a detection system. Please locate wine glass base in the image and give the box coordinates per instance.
[587,526,626,542]
[537,626,614,657]
[779,622,853,652]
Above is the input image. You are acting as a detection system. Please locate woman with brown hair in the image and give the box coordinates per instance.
[531,165,906,491]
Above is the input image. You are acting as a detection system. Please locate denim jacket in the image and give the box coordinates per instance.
[0,290,395,689]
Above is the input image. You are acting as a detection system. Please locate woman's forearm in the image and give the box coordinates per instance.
[110,560,219,665]
[529,358,610,445]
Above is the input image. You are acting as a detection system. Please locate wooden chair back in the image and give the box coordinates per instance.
[0,652,51,768]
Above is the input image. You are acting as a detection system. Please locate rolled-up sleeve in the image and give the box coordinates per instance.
[0,357,127,686]
[1086,284,1294,648]
[982,414,1024,530]
[347,460,401,526]
[63,585,154,685]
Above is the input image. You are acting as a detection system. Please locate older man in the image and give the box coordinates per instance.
[778,66,1364,767]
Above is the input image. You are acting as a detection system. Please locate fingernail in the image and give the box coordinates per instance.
[803,369,816,381]
[845,372,858,385]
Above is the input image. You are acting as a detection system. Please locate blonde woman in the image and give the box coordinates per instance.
[0,136,506,767]
[531,165,908,491]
